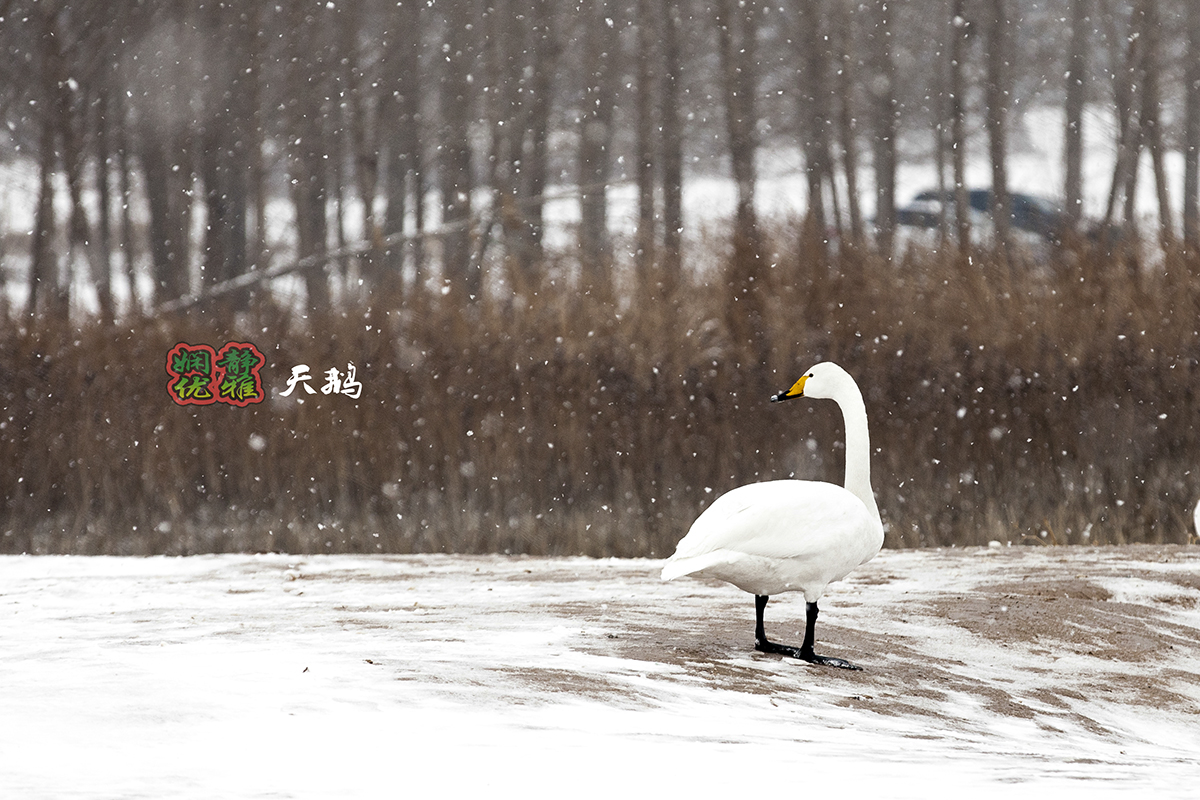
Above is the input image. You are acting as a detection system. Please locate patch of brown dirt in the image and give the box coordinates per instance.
[932,578,1181,662]
[495,666,647,705]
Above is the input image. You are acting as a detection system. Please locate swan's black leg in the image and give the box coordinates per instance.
[754,594,805,658]
[800,601,862,670]
[753,595,861,670]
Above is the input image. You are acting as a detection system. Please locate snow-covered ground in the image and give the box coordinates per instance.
[2,545,1198,798]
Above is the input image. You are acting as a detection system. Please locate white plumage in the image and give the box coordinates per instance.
[661,479,879,600]
[661,362,883,669]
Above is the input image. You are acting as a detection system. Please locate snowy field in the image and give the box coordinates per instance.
[2,545,1199,798]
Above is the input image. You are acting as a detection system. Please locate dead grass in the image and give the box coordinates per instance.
[3,233,1200,554]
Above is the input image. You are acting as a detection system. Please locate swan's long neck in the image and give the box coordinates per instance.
[837,386,881,524]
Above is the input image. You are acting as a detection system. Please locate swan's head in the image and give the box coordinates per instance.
[771,362,852,403]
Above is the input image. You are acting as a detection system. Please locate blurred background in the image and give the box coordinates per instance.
[2,0,1199,554]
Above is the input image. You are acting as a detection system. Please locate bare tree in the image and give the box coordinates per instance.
[111,87,141,312]
[285,0,333,310]
[93,88,116,321]
[27,10,61,318]
[1102,4,1141,235]
[338,3,385,290]
[198,2,253,306]
[438,0,478,300]
[383,0,426,289]
[660,0,685,285]
[984,0,1011,263]
[1186,0,1200,249]
[578,0,618,291]
[1138,0,1172,247]
[133,8,196,306]
[55,14,103,320]
[832,0,863,246]
[246,5,269,282]
[525,0,561,266]
[484,0,530,287]
[1064,0,1089,228]
[714,0,768,372]
[634,0,659,286]
[795,0,832,261]
[714,0,761,249]
[949,0,971,253]
[869,0,897,257]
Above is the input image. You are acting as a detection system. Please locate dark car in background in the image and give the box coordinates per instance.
[896,189,1074,244]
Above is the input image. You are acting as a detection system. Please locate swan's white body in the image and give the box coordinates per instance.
[662,362,884,605]
[661,480,880,601]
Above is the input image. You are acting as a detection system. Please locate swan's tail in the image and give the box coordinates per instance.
[661,551,731,582]
[660,558,695,582]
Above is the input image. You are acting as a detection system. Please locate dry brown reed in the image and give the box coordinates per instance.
[4,232,1200,555]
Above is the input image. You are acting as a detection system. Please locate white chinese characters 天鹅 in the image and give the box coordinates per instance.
[280,362,362,399]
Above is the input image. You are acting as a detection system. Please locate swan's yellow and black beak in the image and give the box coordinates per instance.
[770,375,807,403]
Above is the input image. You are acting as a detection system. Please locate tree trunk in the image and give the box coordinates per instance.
[439,0,477,300]
[199,3,235,292]
[525,0,560,266]
[714,0,761,246]
[28,102,58,318]
[141,135,191,304]
[486,0,536,289]
[384,0,425,289]
[796,0,830,261]
[1102,6,1141,234]
[1064,0,1088,227]
[114,91,140,314]
[660,0,685,286]
[634,0,659,287]
[1186,0,1200,249]
[950,0,971,254]
[287,0,332,311]
[228,10,253,304]
[58,85,105,323]
[94,92,116,324]
[1138,0,1172,247]
[136,11,195,308]
[578,0,617,291]
[714,0,768,372]
[870,0,897,257]
[833,0,863,246]
[46,8,99,317]
[246,2,268,280]
[200,135,229,288]
[985,0,1011,265]
[341,2,383,290]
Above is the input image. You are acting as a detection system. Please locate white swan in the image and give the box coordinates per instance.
[661,362,884,670]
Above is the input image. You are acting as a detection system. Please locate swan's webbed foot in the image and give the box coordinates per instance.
[755,637,862,670]
[802,651,862,670]
[754,595,863,670]
[754,637,804,659]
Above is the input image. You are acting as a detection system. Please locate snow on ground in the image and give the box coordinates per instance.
[2,545,1198,798]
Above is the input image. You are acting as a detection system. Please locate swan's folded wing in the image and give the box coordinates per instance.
[666,480,870,565]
